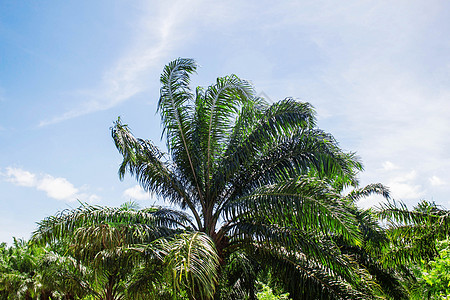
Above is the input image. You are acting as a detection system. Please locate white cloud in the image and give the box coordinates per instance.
[389,181,425,200]
[429,175,445,187]
[397,170,418,182]
[5,167,37,187]
[82,193,101,203]
[123,185,151,201]
[2,167,99,202]
[36,175,78,200]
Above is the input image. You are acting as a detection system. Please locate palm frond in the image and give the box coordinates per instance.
[345,183,390,204]
[158,58,205,206]
[126,261,173,299]
[216,128,363,217]
[377,200,450,267]
[38,251,95,298]
[217,250,259,299]
[32,204,193,246]
[250,245,376,300]
[213,99,317,195]
[228,220,355,281]
[152,232,220,299]
[111,119,202,228]
[198,75,254,187]
[223,176,361,247]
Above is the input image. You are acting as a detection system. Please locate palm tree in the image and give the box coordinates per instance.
[33,202,203,299]
[376,200,450,299]
[37,249,91,300]
[0,239,51,300]
[377,200,450,266]
[35,58,375,299]
[336,184,409,299]
[114,57,374,298]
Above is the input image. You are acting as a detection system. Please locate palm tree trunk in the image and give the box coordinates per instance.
[103,275,116,300]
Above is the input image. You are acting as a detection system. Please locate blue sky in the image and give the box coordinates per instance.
[1,0,450,244]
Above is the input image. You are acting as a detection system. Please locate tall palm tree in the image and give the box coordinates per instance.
[35,58,374,299]
[113,57,373,298]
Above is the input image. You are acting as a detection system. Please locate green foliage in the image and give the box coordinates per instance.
[154,232,219,299]
[0,239,43,299]
[407,239,450,300]
[424,240,450,292]
[257,283,291,300]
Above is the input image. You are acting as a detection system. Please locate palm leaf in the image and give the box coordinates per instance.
[223,176,361,247]
[250,245,376,300]
[32,203,193,246]
[198,75,254,188]
[158,58,205,206]
[112,119,202,229]
[377,200,450,266]
[151,232,219,299]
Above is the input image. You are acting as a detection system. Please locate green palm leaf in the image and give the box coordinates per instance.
[158,58,204,205]
[32,203,193,246]
[152,232,219,299]
[377,200,450,266]
[223,176,361,247]
[112,119,202,229]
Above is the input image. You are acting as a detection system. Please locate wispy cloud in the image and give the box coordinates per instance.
[123,185,151,201]
[2,167,99,202]
[34,0,450,208]
[261,1,450,206]
[39,1,203,127]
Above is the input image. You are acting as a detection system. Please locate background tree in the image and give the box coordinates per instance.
[377,200,450,299]
[33,202,214,299]
[0,239,51,300]
[377,200,450,266]
[408,238,450,300]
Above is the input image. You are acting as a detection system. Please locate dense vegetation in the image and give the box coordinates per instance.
[1,59,448,299]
